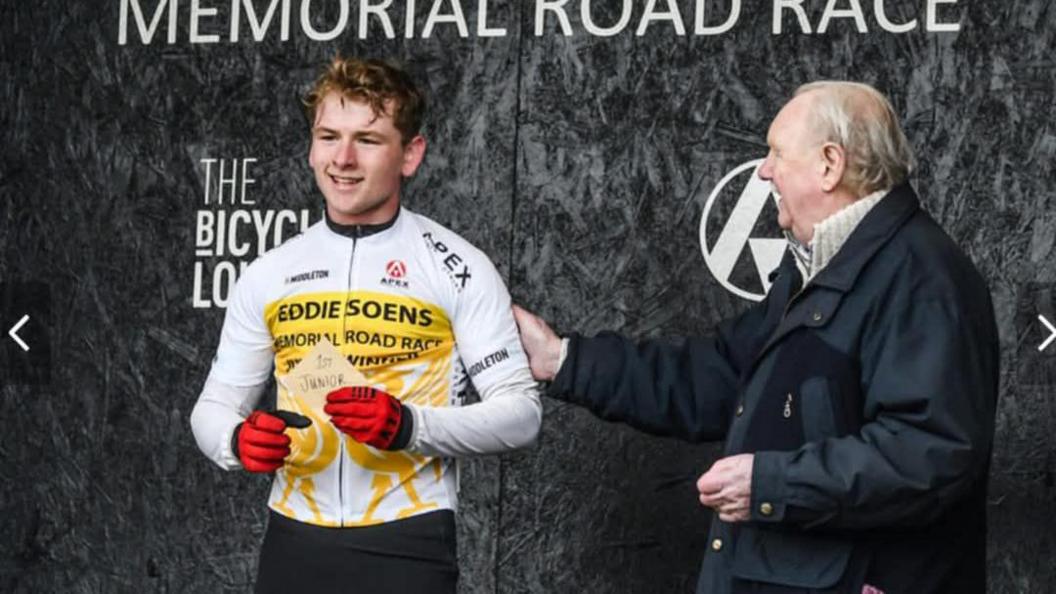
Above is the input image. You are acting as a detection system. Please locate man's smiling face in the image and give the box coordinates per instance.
[308,92,424,225]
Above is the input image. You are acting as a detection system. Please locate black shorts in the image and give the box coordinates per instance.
[255,509,458,594]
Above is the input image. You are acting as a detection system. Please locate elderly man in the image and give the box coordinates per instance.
[514,82,998,594]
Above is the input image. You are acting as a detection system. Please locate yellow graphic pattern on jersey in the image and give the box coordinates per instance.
[263,290,454,526]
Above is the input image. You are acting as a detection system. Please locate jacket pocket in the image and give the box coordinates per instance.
[798,377,840,442]
[731,526,852,589]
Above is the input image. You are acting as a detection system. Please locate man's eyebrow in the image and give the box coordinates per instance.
[353,129,393,141]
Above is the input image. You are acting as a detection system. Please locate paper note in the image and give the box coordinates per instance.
[277,337,367,413]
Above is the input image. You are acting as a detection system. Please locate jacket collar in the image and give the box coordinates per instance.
[806,181,920,292]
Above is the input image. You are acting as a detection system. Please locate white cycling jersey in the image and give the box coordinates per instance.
[191,207,540,528]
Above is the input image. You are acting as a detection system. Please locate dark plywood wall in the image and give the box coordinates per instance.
[2,1,1054,592]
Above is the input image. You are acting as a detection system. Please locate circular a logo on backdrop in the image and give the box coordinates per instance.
[386,260,407,278]
[699,159,786,302]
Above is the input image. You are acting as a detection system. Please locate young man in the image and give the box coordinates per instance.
[190,57,541,594]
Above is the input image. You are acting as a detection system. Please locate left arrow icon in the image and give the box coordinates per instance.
[8,314,29,352]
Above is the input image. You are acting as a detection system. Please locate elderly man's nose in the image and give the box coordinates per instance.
[757,155,774,180]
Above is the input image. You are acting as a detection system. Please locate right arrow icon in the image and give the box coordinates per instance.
[1038,315,1056,352]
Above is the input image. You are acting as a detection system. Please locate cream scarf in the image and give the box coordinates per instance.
[790,189,888,283]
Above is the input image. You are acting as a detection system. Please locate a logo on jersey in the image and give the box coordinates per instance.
[381,260,409,289]
[386,260,407,278]
[466,348,510,378]
[422,232,472,290]
[699,159,787,302]
[285,270,330,285]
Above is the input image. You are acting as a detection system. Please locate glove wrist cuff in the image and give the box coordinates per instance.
[387,403,414,450]
[230,421,244,461]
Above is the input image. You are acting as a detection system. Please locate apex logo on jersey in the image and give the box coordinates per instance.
[381,260,409,288]
[699,159,787,302]
[422,232,472,291]
[386,260,407,278]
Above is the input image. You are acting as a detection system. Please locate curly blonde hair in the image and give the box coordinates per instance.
[303,56,426,143]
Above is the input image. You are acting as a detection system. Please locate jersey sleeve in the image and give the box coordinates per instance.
[207,263,275,387]
[450,253,531,392]
[191,264,275,470]
[405,235,541,457]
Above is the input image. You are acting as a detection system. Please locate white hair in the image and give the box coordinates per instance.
[795,81,915,196]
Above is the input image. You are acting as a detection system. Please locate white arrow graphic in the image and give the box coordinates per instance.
[1038,315,1056,352]
[8,315,29,352]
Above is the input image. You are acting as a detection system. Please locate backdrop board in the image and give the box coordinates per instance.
[1,1,1054,593]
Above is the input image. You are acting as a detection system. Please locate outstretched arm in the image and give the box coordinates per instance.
[514,304,770,443]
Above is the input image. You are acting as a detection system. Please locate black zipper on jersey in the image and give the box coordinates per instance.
[325,208,399,526]
[337,236,356,527]
[342,236,357,348]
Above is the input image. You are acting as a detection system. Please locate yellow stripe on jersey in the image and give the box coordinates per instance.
[265,290,454,380]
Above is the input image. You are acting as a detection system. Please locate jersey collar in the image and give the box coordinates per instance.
[324,206,401,239]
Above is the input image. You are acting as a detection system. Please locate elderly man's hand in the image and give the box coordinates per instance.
[511,305,563,381]
[697,454,754,523]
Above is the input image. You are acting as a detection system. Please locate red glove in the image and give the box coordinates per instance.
[232,411,292,473]
[324,387,411,450]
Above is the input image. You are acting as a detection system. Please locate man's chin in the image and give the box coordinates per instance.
[326,198,396,225]
[777,221,809,245]
[776,216,792,233]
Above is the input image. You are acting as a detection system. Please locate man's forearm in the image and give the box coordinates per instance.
[548,332,739,443]
[407,367,542,457]
[190,373,267,470]
[749,418,987,531]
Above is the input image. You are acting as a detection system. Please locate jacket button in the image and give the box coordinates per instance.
[735,403,744,416]
[812,311,823,322]
[759,502,774,516]
[711,538,723,552]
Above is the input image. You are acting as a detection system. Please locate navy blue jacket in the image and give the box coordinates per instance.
[550,183,999,593]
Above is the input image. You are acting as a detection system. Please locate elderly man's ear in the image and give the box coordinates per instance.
[819,142,847,193]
